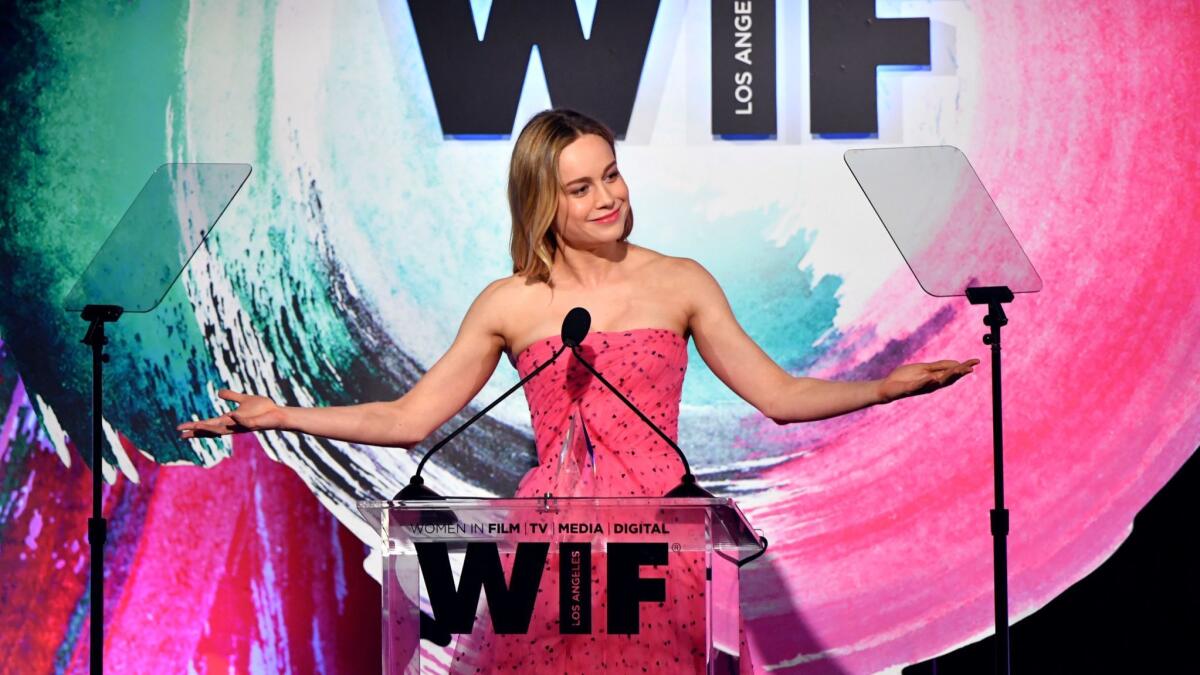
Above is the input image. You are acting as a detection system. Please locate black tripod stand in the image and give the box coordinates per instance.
[967,285,1014,675]
[64,163,251,673]
[844,145,1041,675]
[80,304,123,674]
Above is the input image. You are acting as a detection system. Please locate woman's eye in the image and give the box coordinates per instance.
[572,186,588,196]
[605,171,620,181]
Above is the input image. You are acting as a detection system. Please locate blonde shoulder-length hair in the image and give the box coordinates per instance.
[508,109,633,284]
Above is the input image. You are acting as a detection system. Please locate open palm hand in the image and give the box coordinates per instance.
[176,389,286,439]
[879,359,980,403]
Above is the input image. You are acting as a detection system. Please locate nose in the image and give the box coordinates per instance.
[594,180,615,208]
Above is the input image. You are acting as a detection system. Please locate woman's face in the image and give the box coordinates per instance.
[553,133,629,249]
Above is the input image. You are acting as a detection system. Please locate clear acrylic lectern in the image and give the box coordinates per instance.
[359,497,763,673]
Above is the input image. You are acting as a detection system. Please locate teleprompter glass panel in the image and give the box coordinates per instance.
[844,146,1041,297]
[64,163,251,312]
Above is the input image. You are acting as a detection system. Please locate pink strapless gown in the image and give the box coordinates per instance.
[448,329,753,673]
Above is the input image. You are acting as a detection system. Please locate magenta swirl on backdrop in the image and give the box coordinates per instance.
[0,372,380,672]
[739,3,1200,672]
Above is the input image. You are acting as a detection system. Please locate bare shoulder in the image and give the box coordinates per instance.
[627,248,724,322]
[459,275,513,329]
[500,271,557,298]
[473,274,536,315]
[478,273,523,298]
[638,250,719,292]
[470,273,548,343]
[628,245,704,280]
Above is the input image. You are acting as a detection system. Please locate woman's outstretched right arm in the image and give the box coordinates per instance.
[176,280,510,449]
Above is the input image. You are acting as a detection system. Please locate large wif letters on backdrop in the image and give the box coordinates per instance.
[410,0,929,137]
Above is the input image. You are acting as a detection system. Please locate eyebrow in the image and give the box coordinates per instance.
[562,161,617,187]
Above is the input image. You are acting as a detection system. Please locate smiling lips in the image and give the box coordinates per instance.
[591,206,623,224]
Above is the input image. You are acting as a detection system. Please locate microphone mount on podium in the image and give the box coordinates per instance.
[395,307,715,500]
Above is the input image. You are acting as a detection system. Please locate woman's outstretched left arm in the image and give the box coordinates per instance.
[679,258,978,424]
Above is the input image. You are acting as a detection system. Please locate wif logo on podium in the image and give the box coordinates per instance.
[416,540,670,635]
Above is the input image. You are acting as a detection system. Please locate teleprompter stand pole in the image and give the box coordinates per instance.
[81,304,123,675]
[63,163,251,674]
[966,285,1013,675]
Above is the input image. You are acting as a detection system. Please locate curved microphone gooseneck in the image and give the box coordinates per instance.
[558,307,714,499]
[563,308,767,561]
[394,310,591,500]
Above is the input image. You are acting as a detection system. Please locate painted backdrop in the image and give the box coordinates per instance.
[1,1,1197,673]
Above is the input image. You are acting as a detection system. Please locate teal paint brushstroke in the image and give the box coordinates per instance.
[0,0,224,465]
[639,205,843,405]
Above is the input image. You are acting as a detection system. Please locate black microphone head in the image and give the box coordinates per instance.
[561,307,591,348]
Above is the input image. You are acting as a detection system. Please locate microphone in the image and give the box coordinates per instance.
[561,306,590,347]
[561,308,714,498]
[394,309,584,500]
[395,307,628,647]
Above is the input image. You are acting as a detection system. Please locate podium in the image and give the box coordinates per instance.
[359,497,763,673]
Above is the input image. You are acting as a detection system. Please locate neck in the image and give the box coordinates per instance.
[553,240,629,288]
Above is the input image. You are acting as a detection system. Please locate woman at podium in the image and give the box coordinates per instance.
[178,109,976,672]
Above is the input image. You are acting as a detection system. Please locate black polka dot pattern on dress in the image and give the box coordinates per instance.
[442,329,757,672]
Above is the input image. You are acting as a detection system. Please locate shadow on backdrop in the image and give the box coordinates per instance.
[905,446,1199,674]
[744,555,851,674]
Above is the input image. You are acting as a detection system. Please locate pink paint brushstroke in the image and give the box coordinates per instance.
[739,3,1200,672]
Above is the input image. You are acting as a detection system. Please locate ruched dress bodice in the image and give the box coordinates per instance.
[512,328,689,498]
[449,328,752,673]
